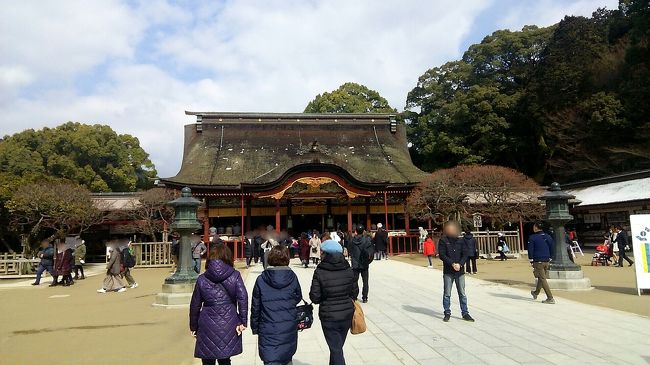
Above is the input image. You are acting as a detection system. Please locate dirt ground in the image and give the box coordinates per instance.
[391,251,650,317]
[0,263,248,365]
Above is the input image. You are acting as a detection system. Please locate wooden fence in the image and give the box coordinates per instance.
[387,230,522,258]
[0,253,39,277]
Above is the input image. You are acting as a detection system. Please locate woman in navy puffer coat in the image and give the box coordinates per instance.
[190,244,248,365]
[251,246,302,365]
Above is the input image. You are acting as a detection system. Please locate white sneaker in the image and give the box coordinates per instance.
[97,288,107,293]
[117,287,127,293]
[130,283,138,289]
[427,265,433,269]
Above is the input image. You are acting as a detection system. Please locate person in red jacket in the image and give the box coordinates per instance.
[423,234,436,268]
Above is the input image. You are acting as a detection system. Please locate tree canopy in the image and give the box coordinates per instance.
[0,122,157,192]
[304,82,396,113]
[406,0,650,183]
[406,165,543,229]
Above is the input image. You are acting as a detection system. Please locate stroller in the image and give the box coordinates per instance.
[591,243,611,266]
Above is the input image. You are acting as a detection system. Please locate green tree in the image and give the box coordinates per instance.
[304,82,396,113]
[0,122,157,192]
[6,182,107,246]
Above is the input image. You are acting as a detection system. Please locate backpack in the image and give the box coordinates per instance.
[122,248,136,268]
[358,237,374,267]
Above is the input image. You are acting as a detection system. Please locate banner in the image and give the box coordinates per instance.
[630,214,650,295]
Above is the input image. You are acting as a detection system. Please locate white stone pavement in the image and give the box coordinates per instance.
[198,259,650,365]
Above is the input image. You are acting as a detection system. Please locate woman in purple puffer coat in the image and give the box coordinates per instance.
[190,243,248,365]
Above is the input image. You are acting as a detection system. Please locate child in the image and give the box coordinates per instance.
[423,234,436,268]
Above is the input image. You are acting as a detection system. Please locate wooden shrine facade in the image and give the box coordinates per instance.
[161,112,428,240]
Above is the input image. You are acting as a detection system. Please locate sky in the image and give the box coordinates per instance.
[0,0,619,178]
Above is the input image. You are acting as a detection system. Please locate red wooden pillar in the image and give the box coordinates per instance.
[275,199,281,234]
[347,197,353,234]
[383,191,389,230]
[519,216,524,252]
[365,197,371,230]
[428,218,432,230]
[240,194,245,240]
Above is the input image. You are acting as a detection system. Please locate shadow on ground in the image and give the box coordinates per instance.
[12,321,161,335]
[402,304,442,319]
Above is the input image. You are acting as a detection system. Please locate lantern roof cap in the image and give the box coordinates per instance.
[169,186,201,207]
[539,182,575,201]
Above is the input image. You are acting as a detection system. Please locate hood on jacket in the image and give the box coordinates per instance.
[261,267,296,289]
[464,232,474,239]
[318,253,350,271]
[351,235,366,246]
[204,259,236,283]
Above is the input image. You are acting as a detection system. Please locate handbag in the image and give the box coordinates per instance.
[296,299,313,331]
[503,243,510,253]
[350,300,366,335]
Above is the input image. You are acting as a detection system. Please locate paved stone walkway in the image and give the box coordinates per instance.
[213,258,650,365]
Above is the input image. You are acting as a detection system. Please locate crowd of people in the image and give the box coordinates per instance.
[32,237,87,286]
[190,224,374,365]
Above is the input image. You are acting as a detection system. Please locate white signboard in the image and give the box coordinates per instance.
[630,214,650,295]
[473,214,482,228]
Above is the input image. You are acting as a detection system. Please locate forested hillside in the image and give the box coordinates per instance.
[406,0,650,183]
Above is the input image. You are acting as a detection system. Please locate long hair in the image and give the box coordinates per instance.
[208,243,234,267]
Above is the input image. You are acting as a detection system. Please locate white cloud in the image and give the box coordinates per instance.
[0,0,621,180]
[496,0,619,30]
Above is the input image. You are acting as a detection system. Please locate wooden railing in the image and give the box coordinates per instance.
[387,230,522,258]
[0,253,39,277]
[107,242,172,268]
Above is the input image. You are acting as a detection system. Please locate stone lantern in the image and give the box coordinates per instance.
[538,183,591,290]
[154,187,202,306]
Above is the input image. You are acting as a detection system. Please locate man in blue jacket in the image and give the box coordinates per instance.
[528,221,555,304]
[32,240,55,286]
[438,221,474,322]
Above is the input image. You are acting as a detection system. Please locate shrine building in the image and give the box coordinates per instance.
[161,112,428,242]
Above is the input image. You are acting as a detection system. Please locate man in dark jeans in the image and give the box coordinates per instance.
[32,240,55,286]
[372,223,388,260]
[528,221,555,304]
[349,225,374,303]
[438,221,474,322]
[463,231,478,274]
[615,225,634,267]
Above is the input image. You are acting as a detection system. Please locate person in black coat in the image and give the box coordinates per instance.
[243,235,254,268]
[463,231,478,274]
[614,225,634,267]
[310,243,359,365]
[253,234,264,264]
[438,221,473,322]
[372,223,388,260]
[250,246,302,365]
[348,226,374,303]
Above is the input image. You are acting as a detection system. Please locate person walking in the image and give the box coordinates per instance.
[528,221,555,304]
[121,241,138,288]
[253,233,264,264]
[243,234,254,268]
[299,233,311,268]
[97,247,127,293]
[192,237,207,274]
[190,243,248,365]
[251,245,302,365]
[615,225,634,267]
[54,241,74,286]
[32,240,55,286]
[372,223,388,260]
[309,232,322,266]
[349,225,374,303]
[73,238,86,280]
[496,233,508,261]
[463,231,478,274]
[423,234,436,268]
[309,238,358,365]
[438,221,474,322]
